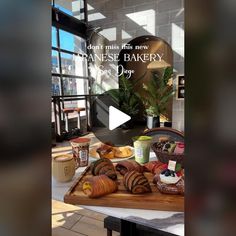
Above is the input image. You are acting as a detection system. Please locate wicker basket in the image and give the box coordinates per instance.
[151,143,184,167]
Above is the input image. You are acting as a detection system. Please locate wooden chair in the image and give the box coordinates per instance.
[62,107,85,132]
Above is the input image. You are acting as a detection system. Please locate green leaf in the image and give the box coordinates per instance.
[163,67,173,85]
[138,67,174,116]
[107,89,120,105]
[119,74,132,91]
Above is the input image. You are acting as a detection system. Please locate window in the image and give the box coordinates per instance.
[53,0,85,21]
[51,50,59,74]
[58,29,86,53]
[52,76,61,96]
[52,26,57,47]
[51,24,88,120]
[62,77,88,96]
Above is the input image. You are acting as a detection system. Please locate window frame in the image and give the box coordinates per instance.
[51,5,89,98]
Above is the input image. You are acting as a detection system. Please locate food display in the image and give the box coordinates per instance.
[84,148,184,198]
[65,155,184,210]
[90,158,117,180]
[85,158,184,197]
[116,160,143,175]
[65,136,184,211]
[82,175,118,198]
[123,170,151,194]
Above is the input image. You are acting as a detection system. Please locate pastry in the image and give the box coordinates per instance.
[116,160,143,175]
[95,143,133,159]
[153,141,166,151]
[159,169,181,184]
[174,142,184,154]
[114,146,133,158]
[90,158,117,180]
[83,175,117,198]
[96,144,115,159]
[156,181,182,195]
[154,164,184,195]
[176,177,184,194]
[162,142,176,153]
[143,161,165,174]
[123,171,151,194]
[158,136,169,142]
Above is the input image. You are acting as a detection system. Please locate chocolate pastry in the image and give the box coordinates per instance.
[123,170,151,194]
[116,160,143,175]
[90,158,117,180]
[143,161,165,174]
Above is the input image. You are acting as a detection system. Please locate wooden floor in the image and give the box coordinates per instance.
[52,200,119,236]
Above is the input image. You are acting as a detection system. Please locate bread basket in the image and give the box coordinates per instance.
[151,142,184,167]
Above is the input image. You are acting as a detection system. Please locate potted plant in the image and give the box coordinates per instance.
[141,67,174,129]
[107,74,141,129]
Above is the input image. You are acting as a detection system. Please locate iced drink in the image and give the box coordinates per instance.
[133,136,152,164]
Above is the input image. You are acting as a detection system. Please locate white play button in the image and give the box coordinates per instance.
[109,106,131,130]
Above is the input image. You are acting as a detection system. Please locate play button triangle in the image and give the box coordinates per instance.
[109,106,131,130]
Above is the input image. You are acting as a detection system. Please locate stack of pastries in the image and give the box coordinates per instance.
[82,158,184,198]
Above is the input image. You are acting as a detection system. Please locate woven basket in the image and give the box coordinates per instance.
[151,143,184,167]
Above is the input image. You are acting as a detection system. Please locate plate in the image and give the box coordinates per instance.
[89,146,135,162]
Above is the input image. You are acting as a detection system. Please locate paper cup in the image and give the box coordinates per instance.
[70,138,90,167]
[133,136,152,164]
[52,154,75,182]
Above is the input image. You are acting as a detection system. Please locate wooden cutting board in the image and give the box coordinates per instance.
[64,166,184,212]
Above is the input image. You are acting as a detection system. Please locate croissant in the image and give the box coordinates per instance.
[123,171,151,194]
[83,175,117,198]
[116,160,143,175]
[143,161,165,174]
[90,158,117,180]
[96,144,115,159]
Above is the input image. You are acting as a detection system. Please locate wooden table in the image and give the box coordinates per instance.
[52,152,184,236]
